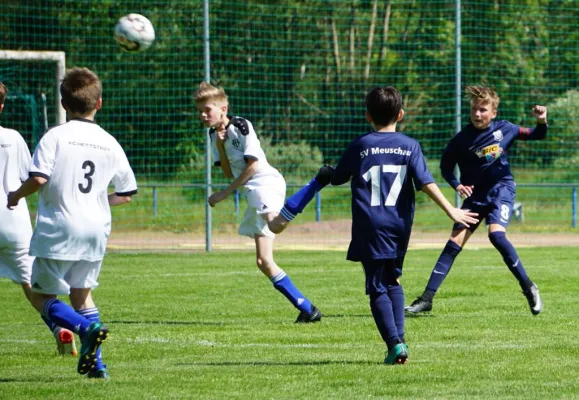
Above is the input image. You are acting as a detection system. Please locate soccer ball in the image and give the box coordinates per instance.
[114,13,155,53]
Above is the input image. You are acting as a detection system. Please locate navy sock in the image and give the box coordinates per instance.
[426,240,462,293]
[41,315,58,333]
[387,284,405,343]
[43,299,91,336]
[271,271,313,313]
[77,307,105,370]
[370,292,400,349]
[488,231,532,289]
[280,178,322,221]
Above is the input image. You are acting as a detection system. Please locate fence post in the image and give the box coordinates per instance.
[234,189,239,217]
[572,187,577,228]
[153,186,158,218]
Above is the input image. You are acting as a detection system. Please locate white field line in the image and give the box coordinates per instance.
[114,265,502,279]
[0,336,531,350]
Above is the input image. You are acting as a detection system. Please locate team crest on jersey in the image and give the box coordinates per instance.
[231,138,241,148]
[476,143,504,161]
[492,130,503,141]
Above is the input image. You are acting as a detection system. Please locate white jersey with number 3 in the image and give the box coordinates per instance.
[29,119,137,262]
[0,126,33,247]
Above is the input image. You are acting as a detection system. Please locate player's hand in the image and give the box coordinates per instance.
[6,192,20,210]
[215,123,228,143]
[448,208,478,228]
[456,184,474,198]
[208,190,228,207]
[532,105,547,123]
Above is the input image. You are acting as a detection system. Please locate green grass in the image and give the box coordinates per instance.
[1,248,578,399]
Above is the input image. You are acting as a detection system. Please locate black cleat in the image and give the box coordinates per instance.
[522,283,543,315]
[405,295,433,314]
[295,305,322,323]
[87,367,110,379]
[314,165,335,188]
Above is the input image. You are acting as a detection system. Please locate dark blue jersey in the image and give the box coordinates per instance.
[332,131,435,261]
[441,120,547,192]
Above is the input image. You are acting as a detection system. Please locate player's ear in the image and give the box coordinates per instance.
[397,109,405,122]
[0,103,4,114]
[365,110,373,124]
[95,97,103,111]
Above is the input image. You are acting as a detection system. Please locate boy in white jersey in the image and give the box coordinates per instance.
[0,82,77,356]
[195,82,325,323]
[7,68,138,379]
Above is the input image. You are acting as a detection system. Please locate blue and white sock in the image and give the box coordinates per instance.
[43,299,91,336]
[271,270,313,313]
[280,178,323,221]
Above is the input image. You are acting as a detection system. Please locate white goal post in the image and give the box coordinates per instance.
[0,50,66,125]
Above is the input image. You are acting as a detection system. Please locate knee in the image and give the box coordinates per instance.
[267,214,288,234]
[488,231,506,247]
[256,256,273,271]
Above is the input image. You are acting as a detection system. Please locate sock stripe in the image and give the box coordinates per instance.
[280,207,296,221]
[43,299,58,319]
[271,271,287,283]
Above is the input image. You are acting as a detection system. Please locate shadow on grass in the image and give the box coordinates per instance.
[177,360,380,367]
[404,313,436,319]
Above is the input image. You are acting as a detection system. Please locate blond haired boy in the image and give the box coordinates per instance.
[195,82,328,323]
[406,85,547,315]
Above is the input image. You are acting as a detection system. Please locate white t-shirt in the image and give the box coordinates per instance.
[29,119,137,262]
[0,126,33,247]
[211,116,283,191]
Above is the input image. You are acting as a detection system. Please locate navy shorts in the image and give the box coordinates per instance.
[453,182,516,232]
[362,257,404,296]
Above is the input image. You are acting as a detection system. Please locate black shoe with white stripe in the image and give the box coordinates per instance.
[295,305,322,323]
[522,283,543,315]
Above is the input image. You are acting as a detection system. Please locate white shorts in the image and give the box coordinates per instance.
[239,180,286,238]
[0,245,34,284]
[30,257,102,295]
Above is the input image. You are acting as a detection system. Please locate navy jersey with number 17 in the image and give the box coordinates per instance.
[332,132,435,262]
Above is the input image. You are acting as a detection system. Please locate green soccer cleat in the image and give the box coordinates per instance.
[384,343,409,365]
[77,322,109,375]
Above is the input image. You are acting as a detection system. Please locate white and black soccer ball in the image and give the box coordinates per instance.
[114,13,155,53]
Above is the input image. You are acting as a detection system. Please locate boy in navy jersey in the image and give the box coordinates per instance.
[329,86,478,364]
[405,85,547,315]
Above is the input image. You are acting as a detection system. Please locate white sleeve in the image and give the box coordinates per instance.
[111,145,138,195]
[210,131,221,165]
[240,120,262,161]
[29,132,56,179]
[17,134,31,181]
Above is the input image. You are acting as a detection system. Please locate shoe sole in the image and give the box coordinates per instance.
[77,326,109,375]
[55,329,78,357]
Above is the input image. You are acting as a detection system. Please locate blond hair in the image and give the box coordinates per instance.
[466,85,500,110]
[194,82,228,106]
[0,82,6,105]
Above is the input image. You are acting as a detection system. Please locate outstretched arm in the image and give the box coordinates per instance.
[421,182,478,227]
[518,105,548,140]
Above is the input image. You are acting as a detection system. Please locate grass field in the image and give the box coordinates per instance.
[1,248,578,399]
